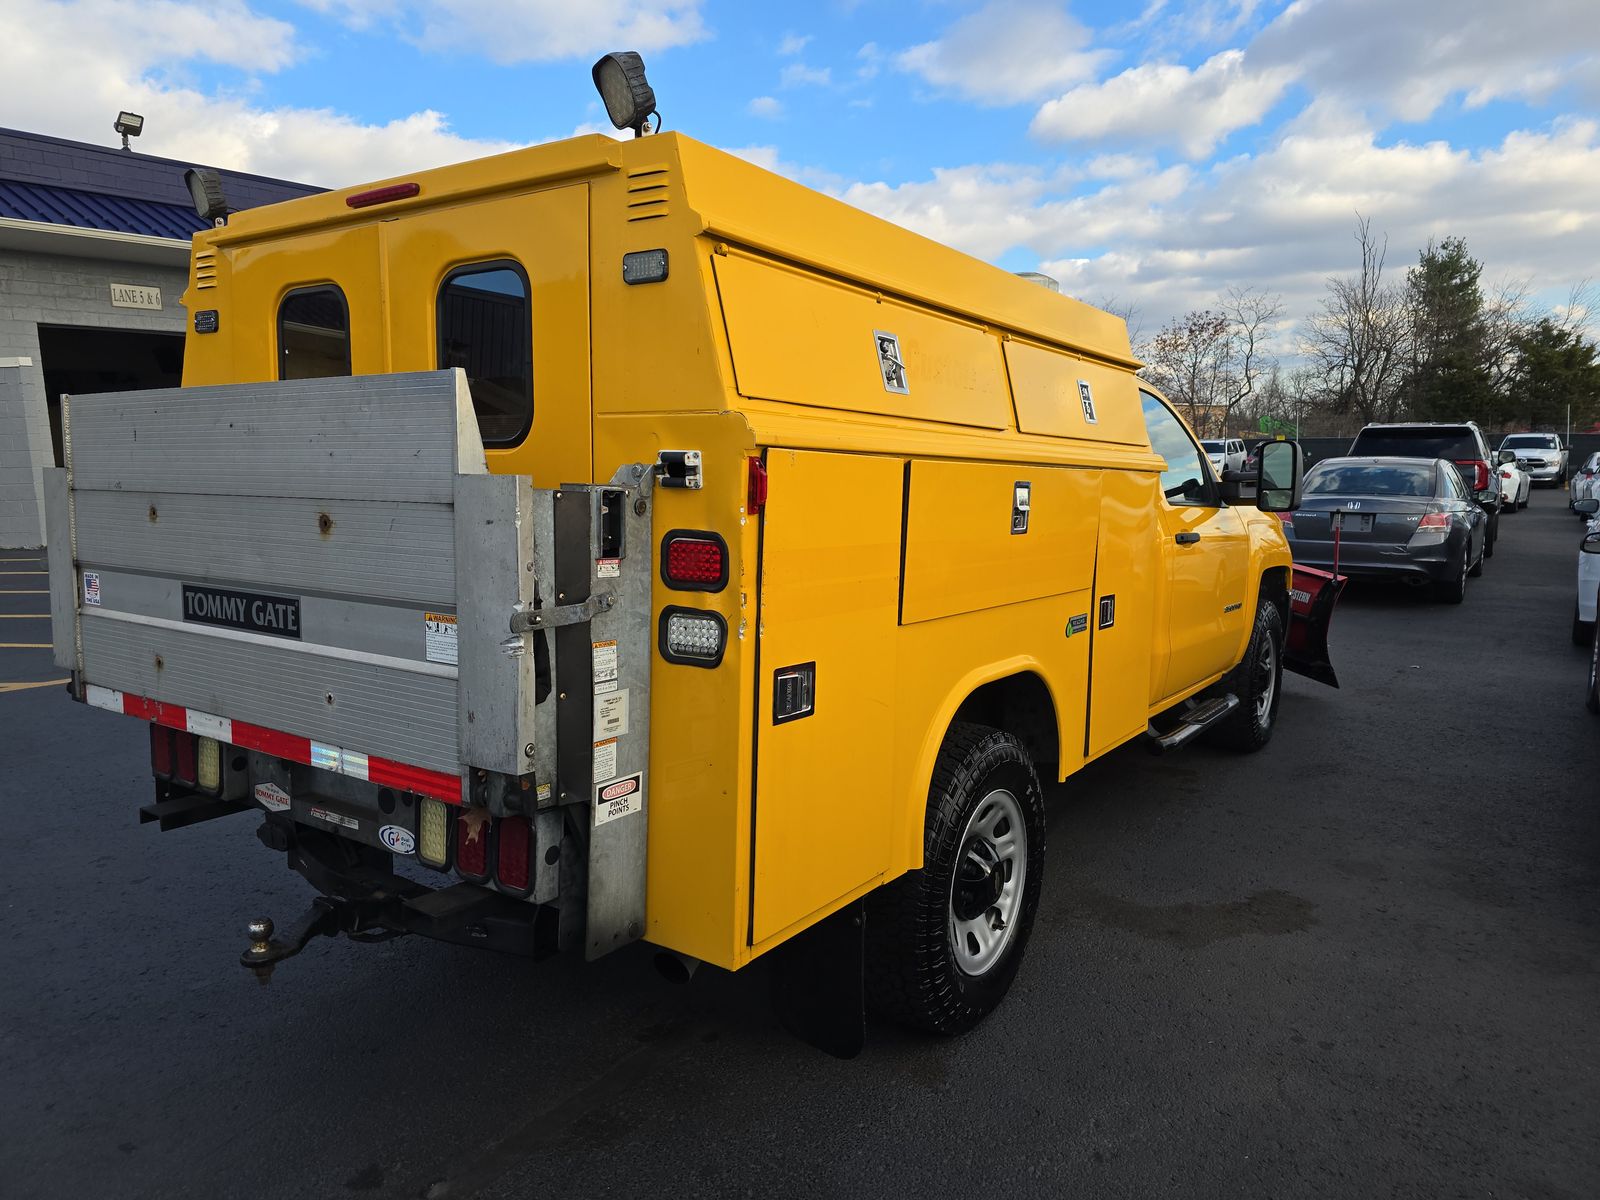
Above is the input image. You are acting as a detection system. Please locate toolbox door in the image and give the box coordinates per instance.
[750,449,904,946]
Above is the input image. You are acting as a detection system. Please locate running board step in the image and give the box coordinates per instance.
[1146,694,1240,753]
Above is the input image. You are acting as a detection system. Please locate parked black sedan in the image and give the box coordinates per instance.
[1280,456,1488,603]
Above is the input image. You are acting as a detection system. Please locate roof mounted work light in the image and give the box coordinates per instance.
[184,167,230,225]
[114,111,144,151]
[592,51,658,137]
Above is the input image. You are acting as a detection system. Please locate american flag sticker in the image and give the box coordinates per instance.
[82,571,102,607]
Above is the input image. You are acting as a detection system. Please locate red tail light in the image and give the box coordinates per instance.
[496,816,531,893]
[747,456,768,515]
[1276,511,1294,527]
[1455,459,1489,491]
[1500,469,1512,480]
[456,809,490,880]
[662,531,728,591]
[173,730,197,785]
[150,724,173,777]
[1417,511,1451,530]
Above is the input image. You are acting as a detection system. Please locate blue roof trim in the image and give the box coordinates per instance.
[0,180,206,240]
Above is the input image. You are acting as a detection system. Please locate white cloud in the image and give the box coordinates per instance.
[896,1,1112,105]
[1031,49,1296,157]
[308,0,708,63]
[0,0,520,186]
[1251,0,1600,123]
[777,32,811,56]
[747,96,783,119]
[780,63,832,88]
[834,117,1600,337]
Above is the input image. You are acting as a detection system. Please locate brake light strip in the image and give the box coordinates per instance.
[83,684,463,804]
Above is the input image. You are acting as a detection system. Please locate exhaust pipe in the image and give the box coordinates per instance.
[653,949,700,984]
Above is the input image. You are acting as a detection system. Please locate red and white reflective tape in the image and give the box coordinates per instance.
[84,684,462,804]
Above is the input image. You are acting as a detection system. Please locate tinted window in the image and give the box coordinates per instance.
[1501,434,1559,449]
[1348,426,1479,461]
[1140,392,1214,506]
[1201,440,1223,452]
[1441,465,1466,499]
[438,263,532,446]
[1304,462,1437,497]
[278,286,350,379]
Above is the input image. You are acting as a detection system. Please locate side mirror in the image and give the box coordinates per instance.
[1256,441,1303,512]
[1498,449,1516,465]
[1576,498,1599,515]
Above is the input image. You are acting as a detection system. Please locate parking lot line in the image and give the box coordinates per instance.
[0,590,49,595]
[0,614,50,619]
[0,678,69,694]
[0,571,47,576]
[0,642,51,648]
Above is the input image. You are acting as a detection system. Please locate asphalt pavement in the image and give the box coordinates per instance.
[2,491,1596,1200]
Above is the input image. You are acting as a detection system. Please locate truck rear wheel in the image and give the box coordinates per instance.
[1204,598,1285,752]
[865,723,1045,1035]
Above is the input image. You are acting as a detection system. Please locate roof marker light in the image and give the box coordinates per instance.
[346,182,420,209]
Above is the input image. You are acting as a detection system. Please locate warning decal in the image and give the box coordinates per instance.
[593,639,619,692]
[594,772,643,825]
[593,737,618,783]
[253,781,291,812]
[424,612,458,665]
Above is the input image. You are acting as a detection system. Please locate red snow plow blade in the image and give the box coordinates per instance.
[1284,564,1345,688]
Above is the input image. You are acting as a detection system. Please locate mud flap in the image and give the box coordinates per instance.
[1284,563,1345,688]
[770,898,866,1059]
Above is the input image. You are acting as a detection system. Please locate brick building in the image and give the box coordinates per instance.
[0,127,317,547]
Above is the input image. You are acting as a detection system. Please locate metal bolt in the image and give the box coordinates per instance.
[633,498,647,516]
[524,742,535,758]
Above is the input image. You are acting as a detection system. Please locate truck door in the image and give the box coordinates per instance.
[382,187,591,488]
[1138,391,1250,701]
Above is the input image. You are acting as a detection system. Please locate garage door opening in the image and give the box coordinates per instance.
[38,325,185,468]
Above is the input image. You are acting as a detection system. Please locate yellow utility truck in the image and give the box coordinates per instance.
[45,57,1338,1052]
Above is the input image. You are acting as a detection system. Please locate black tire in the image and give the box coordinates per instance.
[1575,603,1592,647]
[1588,622,1600,714]
[1204,598,1285,752]
[1484,513,1497,558]
[1433,546,1468,604]
[1468,535,1484,577]
[865,723,1045,1035]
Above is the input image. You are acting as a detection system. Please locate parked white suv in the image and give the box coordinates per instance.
[1202,437,1247,475]
[1499,432,1567,487]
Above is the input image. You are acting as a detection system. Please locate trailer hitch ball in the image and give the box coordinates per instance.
[243,918,277,986]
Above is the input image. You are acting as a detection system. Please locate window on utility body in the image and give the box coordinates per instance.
[279,286,351,380]
[1140,391,1215,507]
[438,262,532,447]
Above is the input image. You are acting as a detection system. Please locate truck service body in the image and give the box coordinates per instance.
[46,127,1338,1042]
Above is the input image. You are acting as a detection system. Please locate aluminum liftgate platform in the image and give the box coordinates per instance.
[44,370,654,960]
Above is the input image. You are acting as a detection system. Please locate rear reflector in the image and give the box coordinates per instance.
[747,456,768,515]
[150,724,172,777]
[346,182,420,208]
[662,532,727,590]
[174,732,197,785]
[197,737,221,792]
[418,798,452,869]
[660,606,727,667]
[455,808,490,880]
[496,816,531,893]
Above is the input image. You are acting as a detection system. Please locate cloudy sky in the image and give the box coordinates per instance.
[5,0,1597,337]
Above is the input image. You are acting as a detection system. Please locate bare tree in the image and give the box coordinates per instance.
[1092,293,1144,347]
[1301,215,1409,424]
[1138,286,1282,437]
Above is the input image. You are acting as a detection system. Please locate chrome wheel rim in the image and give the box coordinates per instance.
[949,788,1026,976]
[1253,627,1278,723]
